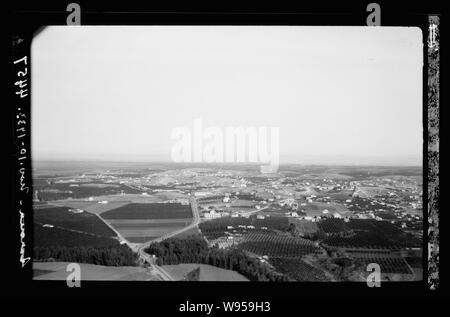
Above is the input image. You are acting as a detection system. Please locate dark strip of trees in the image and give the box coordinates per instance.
[34,245,138,267]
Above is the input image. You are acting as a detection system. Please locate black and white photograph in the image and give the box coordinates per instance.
[30,25,423,282]
[7,2,444,302]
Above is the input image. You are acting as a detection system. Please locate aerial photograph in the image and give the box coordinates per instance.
[31,26,423,282]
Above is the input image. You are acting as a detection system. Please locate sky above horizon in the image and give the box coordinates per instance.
[32,26,423,166]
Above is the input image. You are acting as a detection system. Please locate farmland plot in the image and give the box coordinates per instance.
[34,206,116,237]
[101,203,192,219]
[100,203,193,243]
[238,232,322,258]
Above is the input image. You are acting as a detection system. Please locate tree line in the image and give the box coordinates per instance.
[34,245,138,267]
[145,236,289,282]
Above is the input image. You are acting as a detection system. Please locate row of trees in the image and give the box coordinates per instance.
[145,236,289,282]
[34,245,138,267]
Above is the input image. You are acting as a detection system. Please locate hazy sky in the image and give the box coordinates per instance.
[32,26,423,165]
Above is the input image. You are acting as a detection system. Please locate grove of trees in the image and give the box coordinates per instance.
[34,245,138,267]
[145,236,289,281]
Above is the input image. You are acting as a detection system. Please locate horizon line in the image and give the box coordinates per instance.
[31,158,423,168]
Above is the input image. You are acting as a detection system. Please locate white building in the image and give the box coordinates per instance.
[69,208,84,213]
[204,210,221,219]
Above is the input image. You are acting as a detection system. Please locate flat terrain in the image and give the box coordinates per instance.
[162,264,249,281]
[101,203,192,219]
[34,205,116,238]
[35,198,194,246]
[113,223,187,243]
[100,202,193,244]
[33,262,159,281]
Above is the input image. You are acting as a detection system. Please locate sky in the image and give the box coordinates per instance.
[32,26,423,166]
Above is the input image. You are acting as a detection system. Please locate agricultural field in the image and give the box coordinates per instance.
[101,203,192,219]
[318,218,421,249]
[317,218,349,233]
[199,217,251,240]
[81,201,133,215]
[353,256,413,275]
[269,257,330,281]
[44,200,98,210]
[199,215,289,240]
[53,192,188,207]
[100,203,193,243]
[35,181,142,200]
[46,198,150,215]
[162,264,249,281]
[34,221,138,268]
[33,262,159,281]
[238,231,322,258]
[336,167,422,179]
[110,222,188,243]
[230,199,257,208]
[34,206,116,238]
[257,204,288,216]
[347,197,395,212]
[289,219,319,237]
[34,224,119,248]
[197,195,225,204]
[253,216,290,230]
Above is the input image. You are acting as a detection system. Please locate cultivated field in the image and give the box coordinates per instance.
[238,231,322,258]
[162,264,249,281]
[99,202,193,244]
[34,224,118,247]
[289,219,319,236]
[101,203,192,219]
[318,218,422,248]
[34,182,142,200]
[199,215,289,240]
[33,262,159,281]
[46,199,131,215]
[111,222,188,243]
[34,205,116,238]
[269,257,330,281]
